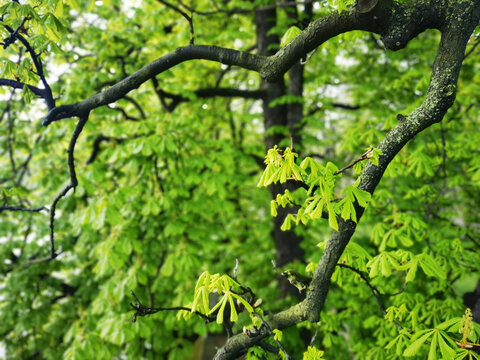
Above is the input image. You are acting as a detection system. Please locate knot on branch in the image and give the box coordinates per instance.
[439,84,456,98]
[130,291,160,323]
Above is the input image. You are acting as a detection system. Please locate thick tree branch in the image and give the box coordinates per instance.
[304,0,480,323]
[213,1,480,358]
[43,0,443,126]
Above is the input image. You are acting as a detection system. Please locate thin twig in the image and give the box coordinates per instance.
[129,290,213,322]
[17,133,44,185]
[158,0,195,44]
[0,206,47,213]
[334,147,373,175]
[337,263,404,329]
[176,1,317,16]
[464,37,480,60]
[309,326,319,346]
[252,312,297,360]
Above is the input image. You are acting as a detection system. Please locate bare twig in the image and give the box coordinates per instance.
[0,206,47,213]
[176,1,318,16]
[17,133,44,185]
[129,290,213,322]
[158,0,195,44]
[334,147,373,175]
[337,263,404,329]
[464,37,480,59]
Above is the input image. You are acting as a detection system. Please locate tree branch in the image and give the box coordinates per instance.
[43,0,443,126]
[3,24,55,109]
[151,82,265,112]
[157,0,195,44]
[48,112,90,258]
[129,290,213,322]
[0,78,48,98]
[0,206,47,213]
[213,1,480,358]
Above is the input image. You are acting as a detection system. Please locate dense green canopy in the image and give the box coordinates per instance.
[1,0,480,359]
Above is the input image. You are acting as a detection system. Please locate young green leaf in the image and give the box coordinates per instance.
[280,26,302,47]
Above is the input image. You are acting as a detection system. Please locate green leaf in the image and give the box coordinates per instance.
[327,201,338,231]
[437,332,456,360]
[403,330,434,357]
[418,253,446,279]
[352,187,371,207]
[405,258,419,282]
[273,329,283,341]
[280,26,302,47]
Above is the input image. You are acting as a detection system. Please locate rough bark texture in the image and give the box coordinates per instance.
[39,0,480,358]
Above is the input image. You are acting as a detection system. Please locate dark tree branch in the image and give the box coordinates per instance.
[305,6,479,323]
[307,102,361,116]
[48,112,90,258]
[86,135,113,164]
[158,0,195,44]
[0,78,48,98]
[152,82,265,112]
[129,290,213,322]
[214,2,480,358]
[177,0,319,16]
[123,96,147,119]
[3,23,55,109]
[107,104,139,121]
[43,0,444,126]
[0,206,47,213]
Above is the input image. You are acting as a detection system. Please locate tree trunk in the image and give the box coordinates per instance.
[255,5,304,296]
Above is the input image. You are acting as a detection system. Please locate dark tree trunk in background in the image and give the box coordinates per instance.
[255,6,304,295]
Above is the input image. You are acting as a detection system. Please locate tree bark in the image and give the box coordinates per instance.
[255,4,305,296]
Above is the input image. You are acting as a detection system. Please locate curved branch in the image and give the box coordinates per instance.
[48,112,90,258]
[158,0,195,44]
[3,24,55,109]
[304,0,480,324]
[43,0,442,126]
[213,2,480,359]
